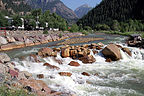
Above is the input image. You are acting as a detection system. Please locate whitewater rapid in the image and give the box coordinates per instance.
[12,43,144,96]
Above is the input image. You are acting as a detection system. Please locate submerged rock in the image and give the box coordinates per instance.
[102,44,121,61]
[43,63,60,70]
[82,72,90,76]
[58,72,72,77]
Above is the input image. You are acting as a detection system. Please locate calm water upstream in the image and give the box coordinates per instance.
[5,33,144,96]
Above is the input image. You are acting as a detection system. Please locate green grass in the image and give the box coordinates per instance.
[0,85,35,96]
[95,31,140,36]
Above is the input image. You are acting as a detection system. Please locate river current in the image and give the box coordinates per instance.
[6,34,144,96]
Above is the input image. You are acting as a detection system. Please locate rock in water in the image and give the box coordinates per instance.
[38,47,53,57]
[102,44,121,61]
[79,55,96,64]
[122,47,132,56]
[68,61,80,66]
[61,48,70,58]
[0,53,11,63]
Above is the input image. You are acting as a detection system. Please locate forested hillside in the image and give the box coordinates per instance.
[77,0,144,28]
[1,0,31,15]
[26,0,78,22]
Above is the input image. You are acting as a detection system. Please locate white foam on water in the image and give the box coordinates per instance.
[13,44,144,96]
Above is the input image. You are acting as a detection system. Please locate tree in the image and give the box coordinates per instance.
[12,14,22,27]
[69,24,79,32]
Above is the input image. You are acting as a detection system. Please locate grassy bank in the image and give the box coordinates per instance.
[94,31,144,37]
[0,85,34,96]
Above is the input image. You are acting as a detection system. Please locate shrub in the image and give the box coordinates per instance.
[43,30,48,34]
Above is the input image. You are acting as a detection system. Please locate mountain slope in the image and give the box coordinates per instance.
[77,0,144,27]
[26,0,78,21]
[1,0,31,15]
[74,4,92,18]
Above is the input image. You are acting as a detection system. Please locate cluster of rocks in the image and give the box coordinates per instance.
[0,53,64,96]
[0,41,132,95]
[35,42,132,78]
[127,34,144,48]
[0,32,83,51]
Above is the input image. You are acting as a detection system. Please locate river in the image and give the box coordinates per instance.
[5,33,144,96]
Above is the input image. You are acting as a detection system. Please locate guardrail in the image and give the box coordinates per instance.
[0,27,7,36]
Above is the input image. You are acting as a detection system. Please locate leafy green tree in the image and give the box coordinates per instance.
[0,13,8,27]
[12,14,22,27]
[69,24,79,32]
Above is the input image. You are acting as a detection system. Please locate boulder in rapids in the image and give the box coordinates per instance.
[68,61,80,67]
[43,63,60,70]
[122,47,132,56]
[38,47,53,57]
[61,48,70,58]
[58,72,72,77]
[79,55,96,64]
[37,74,44,79]
[82,72,90,76]
[102,44,122,61]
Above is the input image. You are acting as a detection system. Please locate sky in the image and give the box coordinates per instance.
[60,0,102,10]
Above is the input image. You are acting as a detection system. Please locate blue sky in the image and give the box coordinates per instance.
[60,0,102,10]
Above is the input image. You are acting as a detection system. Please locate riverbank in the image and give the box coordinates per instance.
[0,31,85,51]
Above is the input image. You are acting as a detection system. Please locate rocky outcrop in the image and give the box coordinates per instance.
[102,44,121,61]
[26,0,78,21]
[74,4,92,18]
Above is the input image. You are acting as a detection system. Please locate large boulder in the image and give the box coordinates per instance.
[61,48,70,58]
[0,53,11,63]
[102,44,121,61]
[79,55,96,64]
[38,47,53,57]
[0,36,8,45]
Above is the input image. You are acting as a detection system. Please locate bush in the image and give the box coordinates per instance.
[43,30,48,34]
[82,30,89,35]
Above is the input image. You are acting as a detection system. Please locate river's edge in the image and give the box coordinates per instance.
[0,39,133,96]
[0,31,85,52]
